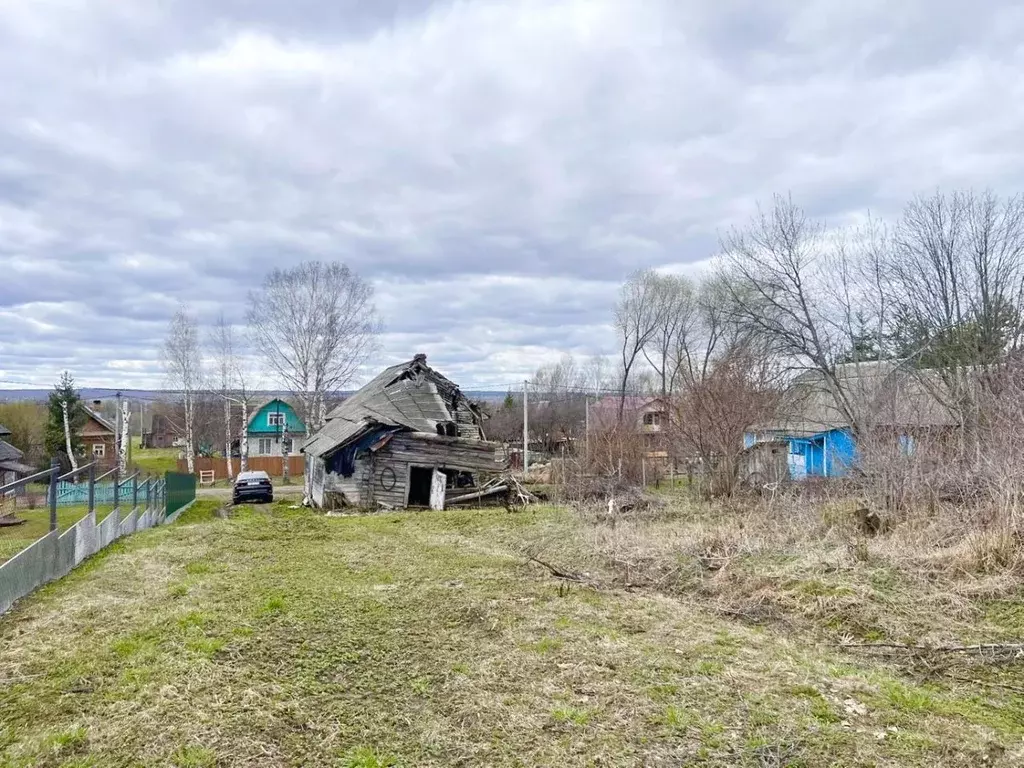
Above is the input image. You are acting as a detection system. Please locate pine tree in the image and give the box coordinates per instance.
[44,371,86,466]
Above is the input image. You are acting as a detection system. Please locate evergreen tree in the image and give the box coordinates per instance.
[44,371,87,465]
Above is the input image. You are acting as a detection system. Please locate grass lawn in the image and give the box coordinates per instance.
[131,445,180,476]
[0,501,1021,766]
[0,505,115,564]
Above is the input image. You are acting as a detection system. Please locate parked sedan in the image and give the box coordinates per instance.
[232,470,274,505]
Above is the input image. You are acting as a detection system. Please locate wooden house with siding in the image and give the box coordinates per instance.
[302,354,500,509]
[81,407,117,470]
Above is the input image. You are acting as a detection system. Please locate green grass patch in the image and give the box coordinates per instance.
[131,446,180,476]
[1,504,1020,766]
[0,505,114,564]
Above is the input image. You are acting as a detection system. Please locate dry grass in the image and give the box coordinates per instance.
[0,499,1022,766]
[555,489,1024,645]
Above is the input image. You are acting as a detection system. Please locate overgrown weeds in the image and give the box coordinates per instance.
[561,488,1024,648]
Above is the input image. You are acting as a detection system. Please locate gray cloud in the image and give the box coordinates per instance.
[1,0,1023,391]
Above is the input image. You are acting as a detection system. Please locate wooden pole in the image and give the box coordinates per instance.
[522,380,529,477]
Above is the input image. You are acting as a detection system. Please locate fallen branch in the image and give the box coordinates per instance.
[447,485,509,505]
[842,642,1024,658]
[944,673,1024,694]
[528,555,594,585]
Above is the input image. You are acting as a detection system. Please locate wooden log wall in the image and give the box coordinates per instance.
[321,431,499,509]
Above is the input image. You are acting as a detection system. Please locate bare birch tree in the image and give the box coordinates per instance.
[119,399,130,474]
[164,307,203,474]
[247,261,381,434]
[614,269,665,420]
[59,400,78,473]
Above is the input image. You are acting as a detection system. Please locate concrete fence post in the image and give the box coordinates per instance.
[48,457,59,532]
[87,462,96,517]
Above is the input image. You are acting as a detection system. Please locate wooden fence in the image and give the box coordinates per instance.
[177,455,305,480]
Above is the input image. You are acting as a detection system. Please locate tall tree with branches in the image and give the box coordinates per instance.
[164,306,203,474]
[642,274,697,398]
[209,314,242,479]
[614,269,665,420]
[719,194,869,434]
[886,190,1024,455]
[44,372,86,471]
[247,261,381,434]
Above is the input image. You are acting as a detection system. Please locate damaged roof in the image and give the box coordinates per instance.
[303,354,480,459]
[0,439,24,463]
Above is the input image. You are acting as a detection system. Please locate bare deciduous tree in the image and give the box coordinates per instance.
[642,274,697,398]
[720,194,865,433]
[581,354,613,396]
[208,314,256,477]
[164,306,203,474]
[528,354,589,454]
[887,190,1024,456]
[247,261,381,434]
[614,269,665,420]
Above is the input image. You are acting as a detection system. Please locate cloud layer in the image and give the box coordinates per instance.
[1,0,1022,390]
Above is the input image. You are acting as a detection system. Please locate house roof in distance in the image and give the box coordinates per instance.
[749,360,957,436]
[0,439,24,463]
[83,406,116,434]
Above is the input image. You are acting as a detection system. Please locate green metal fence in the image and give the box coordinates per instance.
[164,471,196,518]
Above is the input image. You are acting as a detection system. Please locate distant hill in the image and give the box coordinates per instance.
[0,388,508,404]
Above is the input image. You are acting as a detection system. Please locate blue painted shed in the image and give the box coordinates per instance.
[743,427,857,480]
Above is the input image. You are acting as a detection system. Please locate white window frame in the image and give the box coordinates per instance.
[257,438,273,455]
[92,443,105,457]
[643,411,663,427]
[267,412,285,427]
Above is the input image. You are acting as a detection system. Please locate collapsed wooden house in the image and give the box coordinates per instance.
[302,354,503,509]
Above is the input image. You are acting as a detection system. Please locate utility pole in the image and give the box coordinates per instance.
[522,380,529,477]
[127,398,133,468]
[279,401,289,483]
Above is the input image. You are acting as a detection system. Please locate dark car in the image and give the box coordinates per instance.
[232,470,274,505]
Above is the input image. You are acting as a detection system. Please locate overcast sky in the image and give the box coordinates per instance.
[1,0,1022,391]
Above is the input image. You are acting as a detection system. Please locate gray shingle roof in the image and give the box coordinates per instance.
[0,439,24,463]
[751,360,958,435]
[304,356,477,458]
[0,423,10,437]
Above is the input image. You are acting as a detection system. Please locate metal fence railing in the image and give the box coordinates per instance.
[164,472,196,518]
[0,461,192,616]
